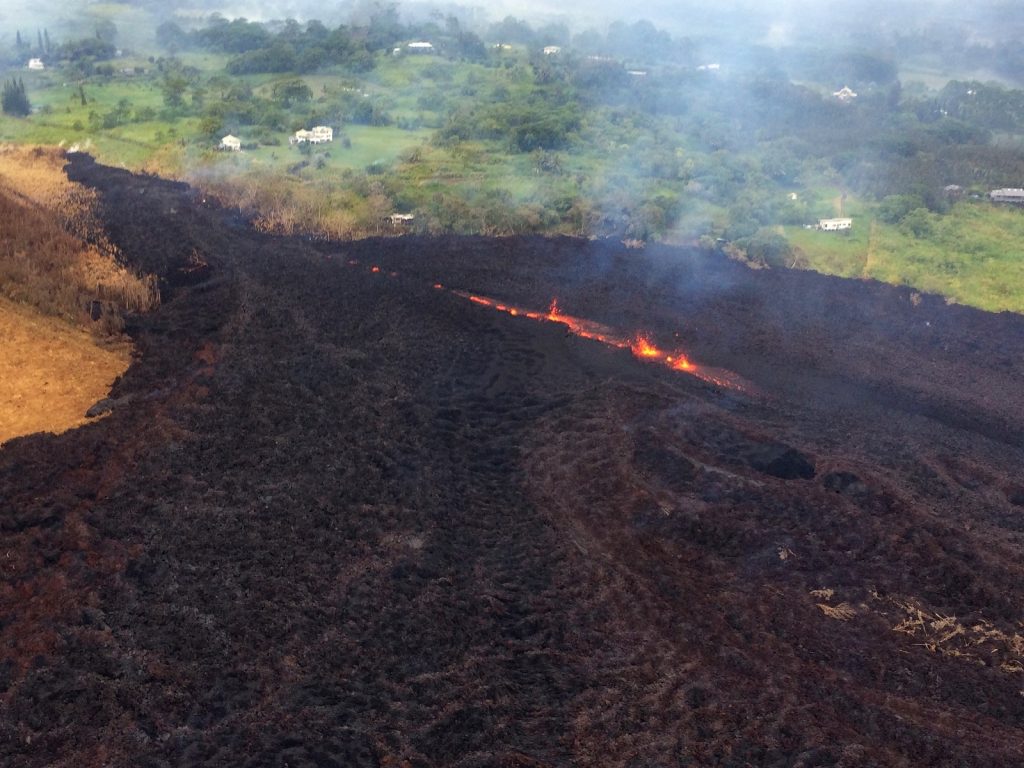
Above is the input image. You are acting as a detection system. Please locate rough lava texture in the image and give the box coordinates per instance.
[2,153,1024,767]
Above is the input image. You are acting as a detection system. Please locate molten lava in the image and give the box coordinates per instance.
[337,256,750,392]
[631,335,664,360]
[451,291,748,391]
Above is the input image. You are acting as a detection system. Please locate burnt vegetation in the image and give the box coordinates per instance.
[2,154,1024,767]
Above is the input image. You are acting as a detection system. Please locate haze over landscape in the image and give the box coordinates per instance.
[2,1,1024,766]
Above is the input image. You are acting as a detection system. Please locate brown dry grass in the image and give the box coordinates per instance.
[887,595,1024,671]
[0,296,130,445]
[0,144,159,333]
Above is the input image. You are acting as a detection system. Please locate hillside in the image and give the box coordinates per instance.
[0,146,145,442]
[1,154,1022,766]
[0,296,129,444]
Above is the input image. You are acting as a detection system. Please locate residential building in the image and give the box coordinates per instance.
[290,126,333,145]
[990,188,1024,204]
[818,218,853,231]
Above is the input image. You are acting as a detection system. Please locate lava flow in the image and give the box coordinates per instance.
[453,291,748,391]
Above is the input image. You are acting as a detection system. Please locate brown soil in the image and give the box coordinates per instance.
[0,297,130,445]
[0,144,159,332]
[2,153,1024,767]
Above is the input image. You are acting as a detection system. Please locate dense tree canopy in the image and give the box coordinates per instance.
[1,78,30,117]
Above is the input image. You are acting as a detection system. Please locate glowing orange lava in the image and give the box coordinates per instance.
[450,290,748,391]
[631,334,665,360]
[334,253,748,391]
[668,354,695,372]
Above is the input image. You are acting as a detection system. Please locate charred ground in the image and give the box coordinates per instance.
[2,154,1024,767]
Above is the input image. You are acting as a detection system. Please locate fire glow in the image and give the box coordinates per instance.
[452,291,746,390]
[337,258,747,391]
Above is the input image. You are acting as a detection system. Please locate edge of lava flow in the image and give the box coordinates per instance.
[451,290,748,391]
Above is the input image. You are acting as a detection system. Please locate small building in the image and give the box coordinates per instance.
[943,184,964,199]
[406,41,435,54]
[818,217,852,231]
[290,126,333,145]
[627,70,648,77]
[386,213,415,229]
[543,46,562,56]
[27,58,44,70]
[219,134,241,151]
[833,86,857,103]
[697,63,720,71]
[990,188,1024,204]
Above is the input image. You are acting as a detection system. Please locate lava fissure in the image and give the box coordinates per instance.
[453,290,746,390]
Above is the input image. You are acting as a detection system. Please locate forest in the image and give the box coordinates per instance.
[2,2,1024,311]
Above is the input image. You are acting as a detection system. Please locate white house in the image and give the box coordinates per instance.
[818,217,852,231]
[406,41,435,53]
[290,126,333,145]
[990,188,1024,204]
[387,213,415,227]
[27,58,44,70]
[543,46,562,55]
[833,86,857,103]
[219,134,241,151]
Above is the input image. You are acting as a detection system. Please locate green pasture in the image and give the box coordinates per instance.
[788,202,1024,313]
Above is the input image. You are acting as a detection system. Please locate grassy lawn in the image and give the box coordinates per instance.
[788,201,1024,312]
[786,222,872,278]
[215,125,433,174]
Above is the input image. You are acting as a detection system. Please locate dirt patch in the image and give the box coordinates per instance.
[0,297,130,445]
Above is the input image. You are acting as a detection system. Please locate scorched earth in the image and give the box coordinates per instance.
[3,153,1024,767]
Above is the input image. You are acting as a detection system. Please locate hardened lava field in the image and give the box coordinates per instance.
[3,154,1024,767]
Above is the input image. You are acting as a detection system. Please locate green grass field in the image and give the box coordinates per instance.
[787,201,1024,313]
[3,25,1024,315]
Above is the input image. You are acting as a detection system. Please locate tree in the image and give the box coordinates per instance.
[156,21,189,52]
[2,79,31,117]
[271,78,313,108]
[95,20,118,45]
[742,232,796,268]
[161,74,189,109]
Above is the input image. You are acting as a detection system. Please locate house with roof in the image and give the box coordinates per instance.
[406,41,435,54]
[219,134,241,151]
[290,126,333,145]
[990,188,1024,204]
[818,217,852,231]
[27,58,44,70]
